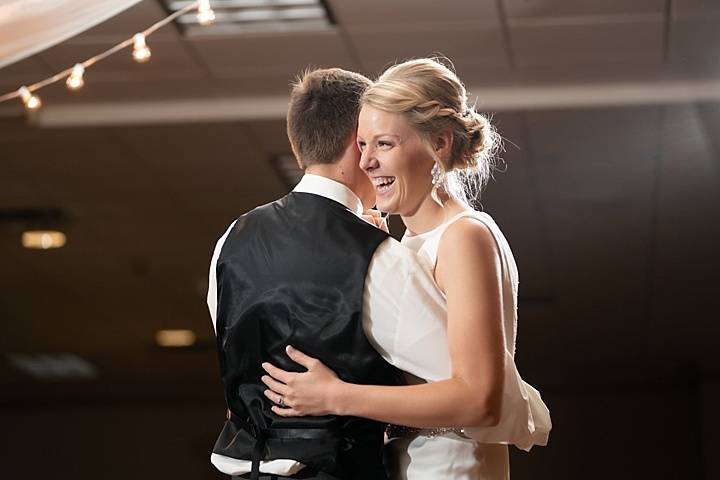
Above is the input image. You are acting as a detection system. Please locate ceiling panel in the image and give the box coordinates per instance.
[504,0,664,19]
[0,57,52,87]
[668,14,720,74]
[348,26,509,76]
[188,31,358,79]
[510,20,664,68]
[328,0,500,29]
[673,0,720,18]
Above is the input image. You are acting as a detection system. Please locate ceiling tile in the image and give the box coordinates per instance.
[348,26,509,76]
[327,0,499,28]
[0,56,53,87]
[673,0,720,18]
[504,0,664,19]
[188,31,357,78]
[510,20,664,68]
[668,15,720,74]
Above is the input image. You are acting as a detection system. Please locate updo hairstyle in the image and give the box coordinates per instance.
[361,57,501,204]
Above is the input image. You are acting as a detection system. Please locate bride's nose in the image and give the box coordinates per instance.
[359,148,378,172]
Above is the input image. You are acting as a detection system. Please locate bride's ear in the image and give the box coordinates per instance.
[433,130,453,163]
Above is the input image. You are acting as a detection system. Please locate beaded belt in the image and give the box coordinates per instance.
[385,424,468,439]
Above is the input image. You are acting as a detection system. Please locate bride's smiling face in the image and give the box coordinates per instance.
[357,105,435,215]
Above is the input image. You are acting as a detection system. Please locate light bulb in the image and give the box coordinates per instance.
[132,33,151,63]
[66,63,85,90]
[18,86,41,110]
[197,0,215,25]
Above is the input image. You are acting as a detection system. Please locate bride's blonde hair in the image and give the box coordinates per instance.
[362,57,500,205]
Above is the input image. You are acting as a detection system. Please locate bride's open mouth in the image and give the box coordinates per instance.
[372,176,395,194]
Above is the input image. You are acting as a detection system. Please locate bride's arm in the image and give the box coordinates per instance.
[262,218,505,428]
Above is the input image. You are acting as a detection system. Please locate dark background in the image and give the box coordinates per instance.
[1,1,719,479]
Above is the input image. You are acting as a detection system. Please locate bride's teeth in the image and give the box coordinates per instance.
[373,177,395,186]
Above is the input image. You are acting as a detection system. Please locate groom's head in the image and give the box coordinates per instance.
[287,68,374,207]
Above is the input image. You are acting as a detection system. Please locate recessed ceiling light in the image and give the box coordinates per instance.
[21,230,66,249]
[165,0,334,36]
[156,329,197,348]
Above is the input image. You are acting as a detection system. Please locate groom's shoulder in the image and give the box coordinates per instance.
[212,196,288,242]
[233,194,291,224]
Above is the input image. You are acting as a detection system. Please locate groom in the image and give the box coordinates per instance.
[207,68,445,480]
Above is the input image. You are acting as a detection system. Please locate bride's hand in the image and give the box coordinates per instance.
[362,209,388,233]
[261,345,344,417]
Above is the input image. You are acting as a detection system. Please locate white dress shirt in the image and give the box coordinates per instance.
[206,174,449,476]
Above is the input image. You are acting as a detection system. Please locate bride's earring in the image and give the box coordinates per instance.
[431,162,444,187]
[430,161,446,205]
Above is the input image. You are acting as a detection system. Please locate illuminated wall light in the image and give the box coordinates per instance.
[132,33,151,63]
[196,0,215,25]
[66,63,85,90]
[18,86,41,110]
[22,230,66,249]
[155,329,196,348]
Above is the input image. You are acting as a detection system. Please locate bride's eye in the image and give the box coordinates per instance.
[357,140,366,151]
[378,140,393,149]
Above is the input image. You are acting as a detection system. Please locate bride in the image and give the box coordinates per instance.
[261,58,551,479]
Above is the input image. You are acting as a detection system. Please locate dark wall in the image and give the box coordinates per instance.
[2,381,718,479]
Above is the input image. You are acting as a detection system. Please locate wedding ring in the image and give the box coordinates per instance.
[278,395,285,407]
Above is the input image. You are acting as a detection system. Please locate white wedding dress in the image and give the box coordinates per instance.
[385,210,551,480]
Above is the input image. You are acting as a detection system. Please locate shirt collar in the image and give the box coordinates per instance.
[292,174,364,217]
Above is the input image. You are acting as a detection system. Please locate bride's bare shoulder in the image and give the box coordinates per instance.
[441,215,497,257]
[435,214,500,292]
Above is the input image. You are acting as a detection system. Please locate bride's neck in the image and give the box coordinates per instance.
[401,190,465,235]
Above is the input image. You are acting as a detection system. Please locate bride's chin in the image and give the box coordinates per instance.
[377,205,399,216]
[375,199,391,213]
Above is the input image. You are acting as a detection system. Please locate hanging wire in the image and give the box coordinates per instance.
[0,0,202,105]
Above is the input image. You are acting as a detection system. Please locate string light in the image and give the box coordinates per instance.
[132,33,151,63]
[197,0,216,26]
[0,1,209,110]
[18,86,41,110]
[66,63,85,90]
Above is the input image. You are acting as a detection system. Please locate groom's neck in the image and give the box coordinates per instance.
[305,163,353,190]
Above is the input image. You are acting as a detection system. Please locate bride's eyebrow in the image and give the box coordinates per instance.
[369,133,401,141]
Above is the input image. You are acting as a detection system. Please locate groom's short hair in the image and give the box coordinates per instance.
[287,68,371,168]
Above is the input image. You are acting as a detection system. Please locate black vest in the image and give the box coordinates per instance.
[212,192,400,480]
